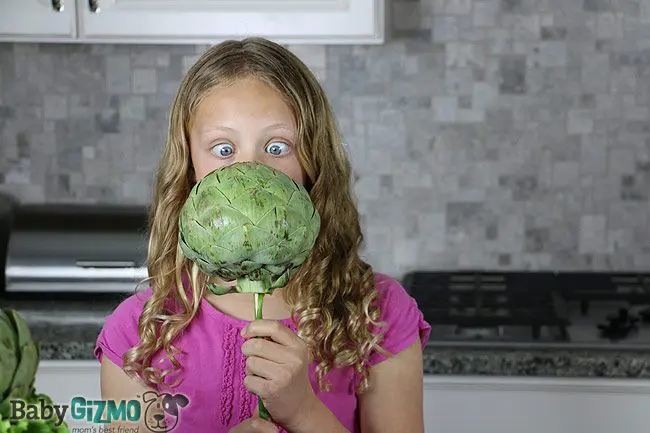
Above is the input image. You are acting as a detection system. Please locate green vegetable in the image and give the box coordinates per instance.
[0,309,68,432]
[178,161,321,420]
[0,309,39,420]
[179,161,320,296]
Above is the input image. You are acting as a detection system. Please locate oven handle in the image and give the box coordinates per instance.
[75,260,137,268]
[6,264,149,281]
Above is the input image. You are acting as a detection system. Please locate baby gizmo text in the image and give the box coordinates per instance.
[9,396,141,427]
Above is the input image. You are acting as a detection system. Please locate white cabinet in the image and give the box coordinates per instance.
[423,375,650,433]
[78,0,385,44]
[35,364,650,433]
[0,0,385,44]
[34,360,102,430]
[0,0,77,40]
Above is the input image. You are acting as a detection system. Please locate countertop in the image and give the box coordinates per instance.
[3,294,650,378]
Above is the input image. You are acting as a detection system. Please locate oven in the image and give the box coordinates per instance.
[3,203,150,294]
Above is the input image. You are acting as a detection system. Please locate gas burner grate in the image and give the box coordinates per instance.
[404,271,570,340]
[557,273,650,314]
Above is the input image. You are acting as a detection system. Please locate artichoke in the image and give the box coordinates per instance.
[178,161,320,421]
[178,161,320,296]
[0,309,39,420]
[0,309,68,432]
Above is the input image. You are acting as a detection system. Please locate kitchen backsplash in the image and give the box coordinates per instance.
[1,0,650,276]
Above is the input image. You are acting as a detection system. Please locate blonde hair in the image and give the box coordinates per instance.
[123,37,385,393]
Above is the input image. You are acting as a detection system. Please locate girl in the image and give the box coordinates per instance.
[95,37,431,433]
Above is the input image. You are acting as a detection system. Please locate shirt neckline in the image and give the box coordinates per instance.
[199,297,297,329]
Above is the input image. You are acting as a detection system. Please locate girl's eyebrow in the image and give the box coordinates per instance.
[199,123,295,136]
[264,123,294,132]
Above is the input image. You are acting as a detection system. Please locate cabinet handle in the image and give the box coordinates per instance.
[89,0,100,13]
[51,0,64,12]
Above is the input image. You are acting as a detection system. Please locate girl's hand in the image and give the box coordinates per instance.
[229,406,279,433]
[241,320,318,430]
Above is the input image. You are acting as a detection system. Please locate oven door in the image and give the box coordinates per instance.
[5,204,150,293]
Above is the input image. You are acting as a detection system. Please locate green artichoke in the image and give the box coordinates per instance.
[178,161,320,421]
[0,309,39,420]
[178,161,320,296]
[0,309,68,432]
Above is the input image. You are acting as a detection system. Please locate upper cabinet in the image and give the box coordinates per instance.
[0,0,77,40]
[0,0,385,45]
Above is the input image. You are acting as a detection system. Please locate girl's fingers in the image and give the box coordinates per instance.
[245,355,282,380]
[241,337,290,364]
[229,417,278,433]
[248,417,278,433]
[243,374,272,399]
[242,320,298,347]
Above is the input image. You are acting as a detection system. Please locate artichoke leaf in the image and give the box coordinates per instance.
[286,191,314,221]
[249,243,294,265]
[8,342,38,397]
[206,282,234,295]
[228,189,275,221]
[235,277,274,294]
[0,312,18,398]
[0,310,13,332]
[7,312,31,350]
[254,206,290,237]
[240,226,283,256]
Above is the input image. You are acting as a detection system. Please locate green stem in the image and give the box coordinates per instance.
[254,293,271,422]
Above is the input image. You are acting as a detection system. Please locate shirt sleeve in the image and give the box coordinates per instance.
[368,273,432,366]
[94,288,151,368]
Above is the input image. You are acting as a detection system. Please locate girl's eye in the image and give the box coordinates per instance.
[211,143,234,158]
[265,142,289,156]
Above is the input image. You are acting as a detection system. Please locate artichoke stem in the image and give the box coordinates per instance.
[237,277,273,294]
[253,292,271,421]
[254,292,265,321]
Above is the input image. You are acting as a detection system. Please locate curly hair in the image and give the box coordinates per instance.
[122,37,386,393]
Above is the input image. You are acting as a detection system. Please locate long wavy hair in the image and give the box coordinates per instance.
[122,37,386,393]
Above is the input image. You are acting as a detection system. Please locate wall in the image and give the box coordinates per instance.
[1,0,650,277]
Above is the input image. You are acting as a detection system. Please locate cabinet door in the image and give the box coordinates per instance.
[34,360,102,430]
[423,376,650,433]
[77,0,384,44]
[0,0,76,41]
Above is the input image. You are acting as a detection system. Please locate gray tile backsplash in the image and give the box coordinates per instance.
[2,0,650,276]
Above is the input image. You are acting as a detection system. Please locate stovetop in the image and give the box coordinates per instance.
[402,271,650,349]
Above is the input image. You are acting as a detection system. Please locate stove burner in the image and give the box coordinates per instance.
[558,273,650,314]
[597,308,639,341]
[404,271,650,344]
[640,307,650,322]
[407,271,570,342]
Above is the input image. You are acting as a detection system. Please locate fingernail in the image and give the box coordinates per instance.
[240,327,246,337]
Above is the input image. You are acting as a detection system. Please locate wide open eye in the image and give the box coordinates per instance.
[211,143,234,158]
[265,141,289,156]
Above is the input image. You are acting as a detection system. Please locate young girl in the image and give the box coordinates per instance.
[95,37,431,433]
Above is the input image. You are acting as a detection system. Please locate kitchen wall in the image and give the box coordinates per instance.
[1,0,650,276]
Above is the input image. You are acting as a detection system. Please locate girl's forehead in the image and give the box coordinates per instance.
[192,79,297,129]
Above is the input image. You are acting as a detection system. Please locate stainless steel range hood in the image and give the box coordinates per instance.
[4,204,150,293]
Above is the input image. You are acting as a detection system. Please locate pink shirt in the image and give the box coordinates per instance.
[94,273,431,433]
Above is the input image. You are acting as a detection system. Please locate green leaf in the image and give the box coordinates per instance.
[8,343,38,398]
[0,311,18,399]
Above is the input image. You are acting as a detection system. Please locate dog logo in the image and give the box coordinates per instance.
[141,390,189,432]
